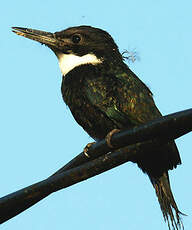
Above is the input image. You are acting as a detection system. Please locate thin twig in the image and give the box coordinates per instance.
[0,109,191,224]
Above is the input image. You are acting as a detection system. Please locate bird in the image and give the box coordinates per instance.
[12,25,183,230]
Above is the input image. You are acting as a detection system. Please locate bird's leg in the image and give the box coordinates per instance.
[83,142,96,158]
[105,129,120,148]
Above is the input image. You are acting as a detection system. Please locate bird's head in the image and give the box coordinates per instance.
[12,26,123,75]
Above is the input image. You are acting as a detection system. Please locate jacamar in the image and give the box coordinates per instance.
[12,26,183,230]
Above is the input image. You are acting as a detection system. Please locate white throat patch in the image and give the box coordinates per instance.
[57,53,102,76]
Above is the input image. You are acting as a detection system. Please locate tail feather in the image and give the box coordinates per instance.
[150,173,184,230]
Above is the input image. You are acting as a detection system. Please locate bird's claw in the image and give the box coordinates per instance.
[105,129,120,148]
[83,142,96,157]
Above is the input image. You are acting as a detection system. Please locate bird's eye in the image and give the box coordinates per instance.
[71,34,81,44]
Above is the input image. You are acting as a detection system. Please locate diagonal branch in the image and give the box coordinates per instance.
[0,108,191,224]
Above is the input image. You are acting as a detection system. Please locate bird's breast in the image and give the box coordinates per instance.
[61,65,119,140]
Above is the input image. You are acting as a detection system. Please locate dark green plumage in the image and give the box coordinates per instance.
[62,61,181,177]
[61,56,183,229]
[12,25,183,230]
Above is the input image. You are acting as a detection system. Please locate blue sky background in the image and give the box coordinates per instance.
[1,1,192,229]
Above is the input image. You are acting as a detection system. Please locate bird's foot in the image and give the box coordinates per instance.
[105,129,120,148]
[83,142,96,158]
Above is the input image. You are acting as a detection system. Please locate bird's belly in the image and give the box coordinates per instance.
[69,102,120,140]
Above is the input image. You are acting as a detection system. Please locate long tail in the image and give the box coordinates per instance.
[150,172,184,230]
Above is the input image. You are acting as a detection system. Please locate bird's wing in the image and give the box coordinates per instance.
[84,67,161,128]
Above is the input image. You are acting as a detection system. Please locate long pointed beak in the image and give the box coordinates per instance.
[12,27,60,48]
